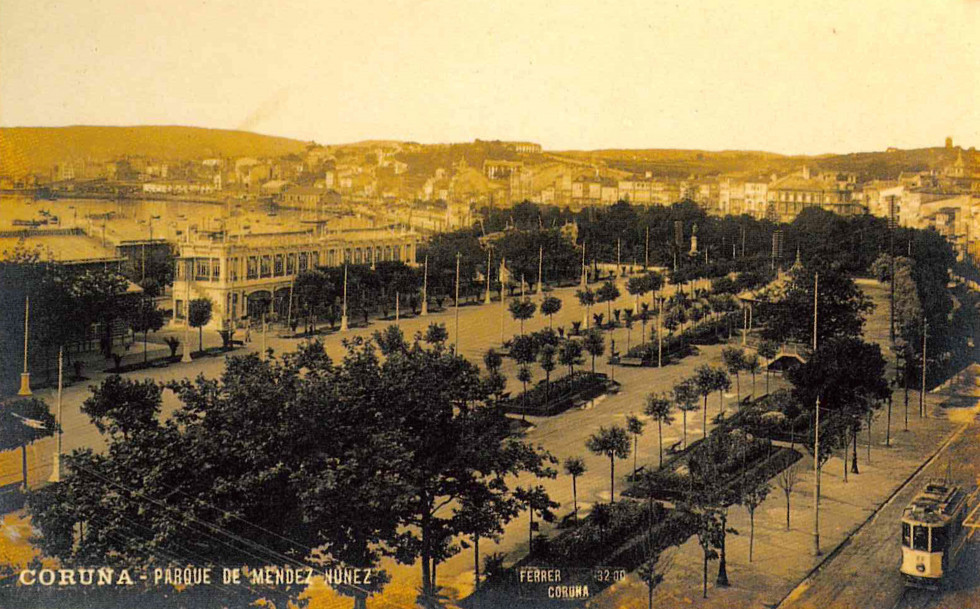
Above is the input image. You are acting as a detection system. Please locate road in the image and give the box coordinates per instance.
[778,404,980,609]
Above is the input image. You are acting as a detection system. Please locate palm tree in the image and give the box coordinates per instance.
[563,456,587,521]
[586,425,632,503]
[626,414,646,475]
[644,392,674,468]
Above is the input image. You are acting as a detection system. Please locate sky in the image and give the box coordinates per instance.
[1,0,978,155]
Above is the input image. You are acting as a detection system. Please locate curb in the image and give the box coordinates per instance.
[773,419,968,609]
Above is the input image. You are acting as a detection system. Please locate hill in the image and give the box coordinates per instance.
[0,125,310,176]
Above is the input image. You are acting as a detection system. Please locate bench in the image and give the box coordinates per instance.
[619,357,645,367]
[666,439,684,455]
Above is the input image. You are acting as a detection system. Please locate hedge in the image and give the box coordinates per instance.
[501,371,608,417]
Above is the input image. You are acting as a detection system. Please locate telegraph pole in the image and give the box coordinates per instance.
[920,319,927,418]
[485,247,492,305]
[813,272,821,556]
[455,252,461,353]
[645,226,650,269]
[889,197,896,342]
[813,396,821,556]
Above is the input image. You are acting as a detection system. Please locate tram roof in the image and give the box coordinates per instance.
[903,481,965,525]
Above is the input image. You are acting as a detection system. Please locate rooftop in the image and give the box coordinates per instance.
[0,229,121,263]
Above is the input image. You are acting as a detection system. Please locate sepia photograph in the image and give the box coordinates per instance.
[2,1,980,607]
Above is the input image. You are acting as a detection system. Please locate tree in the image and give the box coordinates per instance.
[637,544,675,609]
[742,474,771,562]
[558,339,584,376]
[722,347,747,405]
[744,353,761,400]
[761,261,873,347]
[582,327,606,373]
[129,296,165,363]
[423,322,449,346]
[539,344,557,407]
[509,298,537,336]
[586,425,631,503]
[686,434,740,596]
[644,393,675,469]
[788,337,890,463]
[80,375,162,439]
[626,414,646,475]
[693,365,716,438]
[596,280,621,323]
[623,309,635,351]
[627,275,647,313]
[188,297,213,353]
[576,287,596,328]
[0,398,56,490]
[29,337,557,607]
[674,380,700,450]
[517,365,533,421]
[514,485,558,553]
[563,456,587,521]
[540,296,562,329]
[713,368,732,419]
[776,464,801,530]
[758,339,778,393]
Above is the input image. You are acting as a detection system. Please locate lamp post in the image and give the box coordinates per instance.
[536,245,544,296]
[454,252,461,353]
[18,295,32,396]
[485,247,493,305]
[182,260,193,363]
[49,346,64,483]
[421,255,429,316]
[340,263,349,332]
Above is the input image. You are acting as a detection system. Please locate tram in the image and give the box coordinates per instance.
[900,480,971,588]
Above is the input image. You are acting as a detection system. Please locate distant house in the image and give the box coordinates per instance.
[281,186,341,209]
[260,180,291,195]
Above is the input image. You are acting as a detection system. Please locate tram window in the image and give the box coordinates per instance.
[913,525,929,551]
[902,522,911,547]
[931,526,947,552]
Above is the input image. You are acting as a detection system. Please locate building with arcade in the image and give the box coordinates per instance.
[171,224,419,329]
